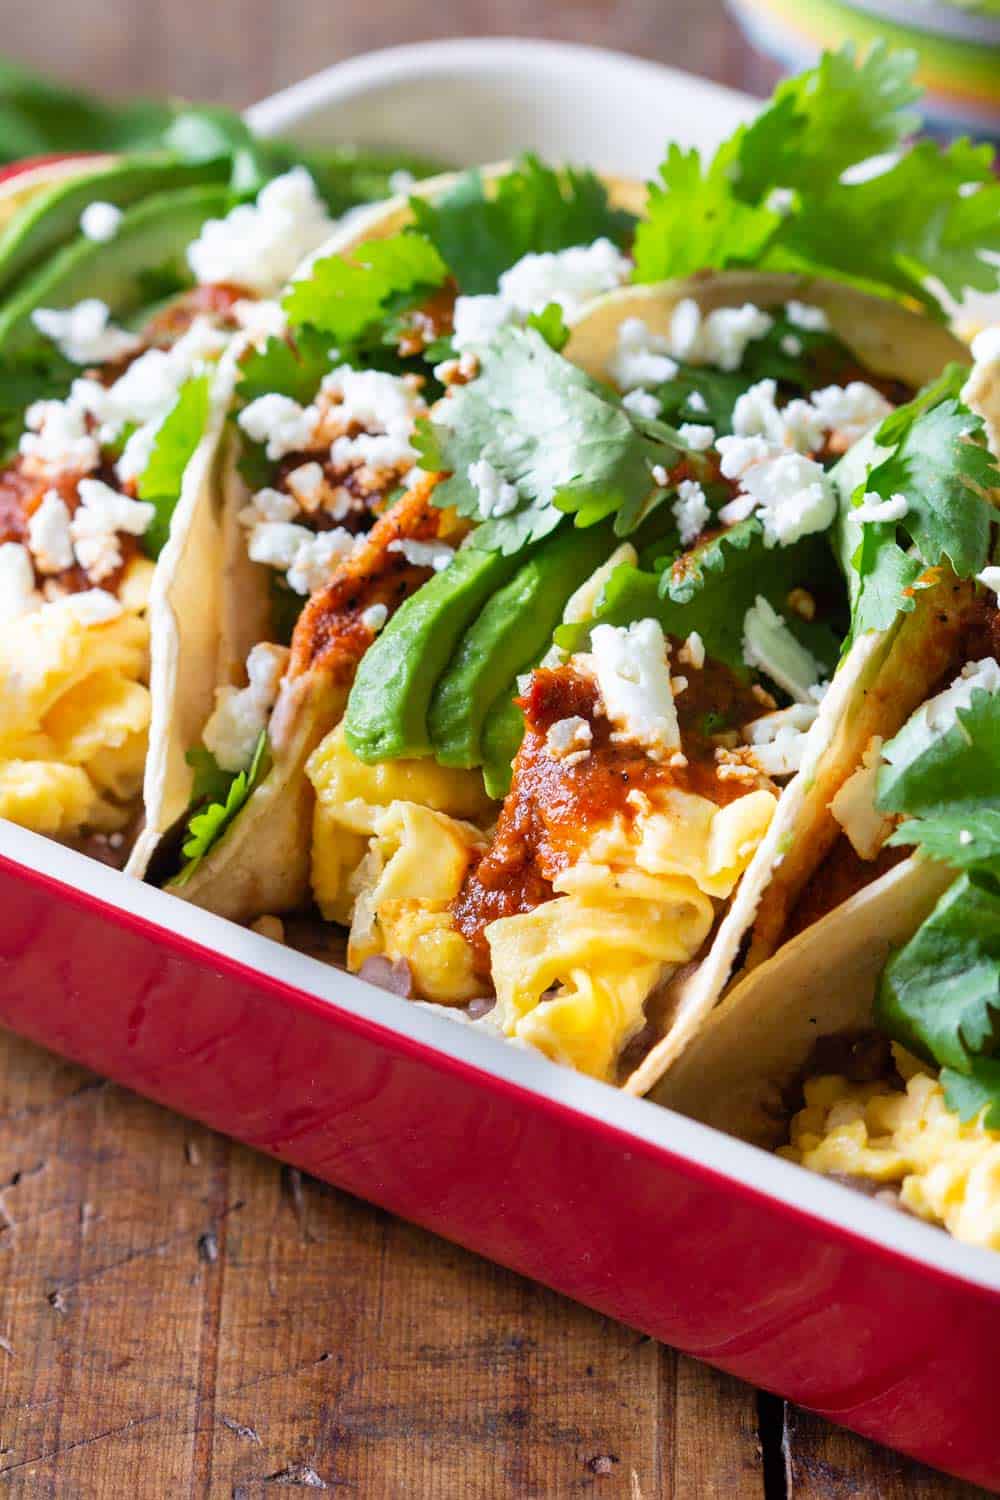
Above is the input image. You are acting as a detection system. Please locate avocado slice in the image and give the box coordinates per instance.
[0,154,228,303]
[0,181,232,357]
[481,689,527,801]
[428,521,615,769]
[344,543,521,764]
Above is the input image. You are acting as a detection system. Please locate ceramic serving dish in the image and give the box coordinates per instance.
[3,40,999,1489]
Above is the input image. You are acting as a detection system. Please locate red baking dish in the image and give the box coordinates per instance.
[3,41,1000,1489]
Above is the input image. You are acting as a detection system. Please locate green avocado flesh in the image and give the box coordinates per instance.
[481,690,528,800]
[428,521,615,769]
[0,155,228,304]
[344,544,522,764]
[0,181,232,356]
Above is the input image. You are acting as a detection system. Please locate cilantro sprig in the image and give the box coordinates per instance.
[414,324,699,555]
[409,155,634,294]
[555,518,839,678]
[174,732,271,885]
[138,374,211,556]
[872,677,1000,1124]
[834,367,1000,642]
[633,43,1000,317]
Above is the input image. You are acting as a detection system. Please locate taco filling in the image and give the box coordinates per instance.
[0,167,342,864]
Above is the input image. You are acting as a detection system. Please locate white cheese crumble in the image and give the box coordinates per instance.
[451,294,515,353]
[387,538,456,572]
[608,317,678,390]
[977,566,1000,598]
[186,167,337,296]
[677,422,716,451]
[498,238,630,320]
[238,393,319,461]
[669,299,774,372]
[622,388,662,422]
[32,298,140,367]
[786,301,830,332]
[69,478,155,581]
[0,542,41,621]
[853,490,909,524]
[742,596,822,702]
[687,391,708,414]
[202,642,290,773]
[717,492,758,526]
[546,715,593,766]
[587,617,680,758]
[286,530,357,596]
[285,461,325,511]
[232,297,288,342]
[468,458,519,518]
[240,487,299,526]
[79,201,123,242]
[731,379,824,453]
[678,631,705,670]
[20,396,100,472]
[830,736,893,860]
[319,365,425,468]
[361,602,388,634]
[744,702,818,778]
[781,334,803,358]
[809,382,893,444]
[27,490,74,574]
[901,658,1000,743]
[452,239,629,353]
[735,450,835,548]
[672,478,710,546]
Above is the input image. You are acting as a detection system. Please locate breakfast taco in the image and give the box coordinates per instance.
[166,239,968,1086]
[650,329,1000,1245]
[0,163,347,871]
[157,155,645,912]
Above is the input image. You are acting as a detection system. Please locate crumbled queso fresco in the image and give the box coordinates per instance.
[186,167,339,297]
[237,366,428,596]
[606,302,895,552]
[452,238,631,352]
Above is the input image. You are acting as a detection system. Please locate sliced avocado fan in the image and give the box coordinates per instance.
[0,154,228,304]
[0,181,232,357]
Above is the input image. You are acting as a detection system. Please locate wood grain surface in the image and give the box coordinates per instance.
[0,3,993,1495]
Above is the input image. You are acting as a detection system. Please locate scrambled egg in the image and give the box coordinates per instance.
[306,724,492,1002]
[0,563,153,838]
[783,1054,1000,1249]
[487,785,777,1080]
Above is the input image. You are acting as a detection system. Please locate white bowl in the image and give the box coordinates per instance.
[244,37,757,181]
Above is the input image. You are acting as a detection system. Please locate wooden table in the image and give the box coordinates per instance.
[0,3,994,1493]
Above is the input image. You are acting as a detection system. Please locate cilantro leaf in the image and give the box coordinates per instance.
[283,232,448,344]
[732,43,921,200]
[942,1060,1000,1131]
[410,155,634,295]
[236,326,334,406]
[865,397,998,579]
[138,375,211,557]
[415,325,693,555]
[185,745,234,808]
[876,872,1000,1072]
[835,372,998,641]
[526,302,569,352]
[0,343,77,461]
[634,143,779,284]
[174,732,271,885]
[889,812,1000,879]
[555,519,834,677]
[633,44,1000,316]
[877,687,1000,819]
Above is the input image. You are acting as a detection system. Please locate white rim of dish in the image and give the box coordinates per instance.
[244,36,756,145]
